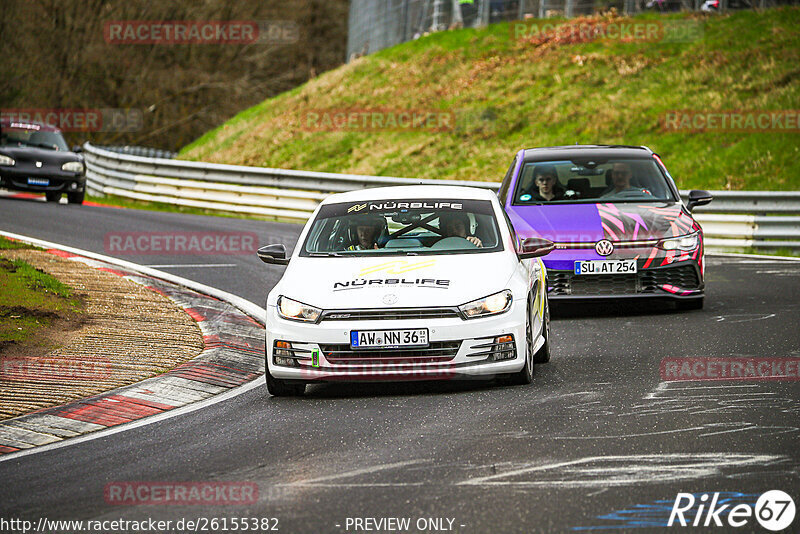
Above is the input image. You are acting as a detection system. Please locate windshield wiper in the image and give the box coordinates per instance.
[16,140,58,150]
[30,142,58,150]
[309,252,342,257]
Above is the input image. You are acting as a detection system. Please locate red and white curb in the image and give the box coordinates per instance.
[0,232,266,458]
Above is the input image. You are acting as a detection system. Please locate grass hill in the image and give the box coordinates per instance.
[180,8,800,191]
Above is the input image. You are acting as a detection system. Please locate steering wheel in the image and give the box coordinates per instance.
[430,236,478,250]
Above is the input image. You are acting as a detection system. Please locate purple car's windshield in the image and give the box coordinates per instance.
[512,158,677,205]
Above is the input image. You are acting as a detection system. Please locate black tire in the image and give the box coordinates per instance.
[533,293,551,364]
[45,191,62,203]
[265,367,305,397]
[504,298,534,385]
[677,298,704,311]
[67,191,85,205]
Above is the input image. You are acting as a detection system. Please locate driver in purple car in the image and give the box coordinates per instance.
[531,165,566,202]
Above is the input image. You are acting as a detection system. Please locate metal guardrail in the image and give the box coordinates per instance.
[94,145,177,159]
[83,142,800,250]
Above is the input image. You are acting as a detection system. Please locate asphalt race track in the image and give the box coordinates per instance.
[1,196,799,533]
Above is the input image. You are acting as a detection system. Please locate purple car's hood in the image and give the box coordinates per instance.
[506,202,700,270]
[506,201,695,243]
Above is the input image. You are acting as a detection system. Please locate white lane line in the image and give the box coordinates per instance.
[0,230,267,464]
[735,260,795,264]
[457,454,784,488]
[709,252,800,262]
[145,263,238,268]
[553,426,709,440]
[714,313,776,323]
[699,426,757,437]
[665,384,760,390]
[279,460,429,486]
[279,483,426,488]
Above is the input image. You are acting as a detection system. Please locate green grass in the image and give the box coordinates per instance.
[0,237,37,250]
[740,246,800,257]
[9,259,75,299]
[180,8,800,191]
[0,246,84,346]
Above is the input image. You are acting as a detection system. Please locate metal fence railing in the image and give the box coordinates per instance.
[347,0,798,59]
[92,145,177,159]
[83,143,800,251]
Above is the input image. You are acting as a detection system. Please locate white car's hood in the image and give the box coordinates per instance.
[275,254,516,310]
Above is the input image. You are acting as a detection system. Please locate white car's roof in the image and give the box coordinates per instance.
[321,185,497,205]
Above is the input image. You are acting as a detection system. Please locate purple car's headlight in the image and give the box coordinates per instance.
[657,231,700,251]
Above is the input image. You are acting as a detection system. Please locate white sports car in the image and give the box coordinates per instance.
[257,185,554,396]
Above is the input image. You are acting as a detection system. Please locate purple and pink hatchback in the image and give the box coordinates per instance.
[498,145,712,309]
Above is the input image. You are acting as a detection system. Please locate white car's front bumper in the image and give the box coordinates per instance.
[266,300,533,382]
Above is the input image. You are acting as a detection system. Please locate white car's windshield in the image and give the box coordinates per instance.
[512,158,677,204]
[301,198,503,256]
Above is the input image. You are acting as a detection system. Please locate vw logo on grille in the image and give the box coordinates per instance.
[382,294,398,305]
[35,161,43,168]
[595,239,614,256]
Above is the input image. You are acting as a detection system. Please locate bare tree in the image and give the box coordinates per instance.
[0,0,349,150]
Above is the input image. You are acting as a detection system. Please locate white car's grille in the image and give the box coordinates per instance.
[318,341,461,365]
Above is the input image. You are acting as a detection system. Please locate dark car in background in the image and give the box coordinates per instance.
[0,119,86,204]
[499,145,713,309]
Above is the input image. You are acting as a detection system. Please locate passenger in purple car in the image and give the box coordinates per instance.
[601,162,653,198]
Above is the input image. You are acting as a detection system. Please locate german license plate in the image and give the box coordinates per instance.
[27,178,49,186]
[350,328,428,349]
[574,260,637,275]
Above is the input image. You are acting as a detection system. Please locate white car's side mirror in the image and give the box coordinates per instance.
[257,244,289,265]
[518,237,555,259]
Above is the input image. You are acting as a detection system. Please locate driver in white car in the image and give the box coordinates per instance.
[440,212,482,247]
[346,215,384,250]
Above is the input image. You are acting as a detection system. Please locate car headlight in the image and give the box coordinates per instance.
[658,232,700,251]
[277,296,322,323]
[459,290,513,319]
[0,155,15,166]
[61,161,84,173]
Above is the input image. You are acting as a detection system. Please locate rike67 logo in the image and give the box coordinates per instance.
[668,490,795,531]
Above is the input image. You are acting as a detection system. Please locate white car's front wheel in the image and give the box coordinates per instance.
[533,294,550,364]
[266,368,306,397]
[504,296,534,385]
